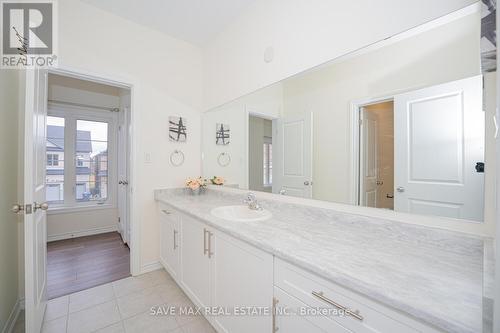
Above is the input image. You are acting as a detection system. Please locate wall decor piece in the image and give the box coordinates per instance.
[216,123,230,145]
[481,0,497,72]
[169,116,187,142]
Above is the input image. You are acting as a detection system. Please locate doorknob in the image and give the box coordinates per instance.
[34,202,49,211]
[11,204,24,214]
[279,189,286,195]
[304,181,311,186]
[396,187,405,193]
[119,180,129,185]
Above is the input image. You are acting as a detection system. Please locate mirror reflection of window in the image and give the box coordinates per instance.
[263,137,272,186]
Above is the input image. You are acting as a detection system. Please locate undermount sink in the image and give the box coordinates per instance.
[210,205,272,222]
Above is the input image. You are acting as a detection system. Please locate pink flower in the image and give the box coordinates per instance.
[188,182,200,190]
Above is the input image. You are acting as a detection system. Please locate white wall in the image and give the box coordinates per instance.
[203,0,476,110]
[57,0,203,272]
[0,70,20,331]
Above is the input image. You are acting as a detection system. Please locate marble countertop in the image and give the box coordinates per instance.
[155,187,486,333]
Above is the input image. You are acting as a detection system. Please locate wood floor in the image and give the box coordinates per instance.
[47,232,130,299]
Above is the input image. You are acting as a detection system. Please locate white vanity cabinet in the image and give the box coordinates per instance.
[157,202,442,333]
[180,213,212,308]
[210,230,273,333]
[159,205,274,333]
[159,204,181,280]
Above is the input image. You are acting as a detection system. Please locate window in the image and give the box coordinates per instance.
[76,120,109,202]
[76,155,84,167]
[46,107,116,209]
[47,154,59,166]
[46,116,65,203]
[263,137,272,186]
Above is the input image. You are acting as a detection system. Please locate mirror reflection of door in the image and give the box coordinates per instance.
[360,102,394,210]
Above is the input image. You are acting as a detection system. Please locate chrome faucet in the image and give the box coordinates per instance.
[244,192,262,211]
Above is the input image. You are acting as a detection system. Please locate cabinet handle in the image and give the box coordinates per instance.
[173,229,178,250]
[162,210,171,215]
[272,297,279,333]
[311,291,363,321]
[207,231,214,258]
[203,228,208,255]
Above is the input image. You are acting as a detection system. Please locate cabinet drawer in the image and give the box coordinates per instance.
[274,286,351,333]
[275,259,426,333]
[158,203,179,223]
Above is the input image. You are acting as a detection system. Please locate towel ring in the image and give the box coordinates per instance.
[217,152,231,167]
[170,149,185,167]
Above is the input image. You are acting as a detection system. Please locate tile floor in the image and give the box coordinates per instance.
[38,269,216,333]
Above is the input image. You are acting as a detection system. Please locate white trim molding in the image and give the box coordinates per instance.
[47,225,117,242]
[1,299,22,333]
[140,261,163,275]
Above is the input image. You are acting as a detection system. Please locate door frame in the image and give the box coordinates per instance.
[244,107,279,191]
[46,66,140,275]
[350,95,394,206]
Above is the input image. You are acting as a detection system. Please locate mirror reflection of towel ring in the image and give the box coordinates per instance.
[170,149,185,167]
[217,152,231,167]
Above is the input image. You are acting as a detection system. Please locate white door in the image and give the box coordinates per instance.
[360,109,378,207]
[159,207,180,280]
[210,231,273,333]
[24,68,49,333]
[394,75,484,221]
[180,215,211,308]
[117,108,129,243]
[273,112,313,198]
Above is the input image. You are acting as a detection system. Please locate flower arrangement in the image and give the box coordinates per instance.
[185,177,207,195]
[210,176,225,185]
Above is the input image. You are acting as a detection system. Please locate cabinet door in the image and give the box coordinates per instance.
[274,287,351,333]
[211,231,273,333]
[159,206,180,280]
[180,214,211,308]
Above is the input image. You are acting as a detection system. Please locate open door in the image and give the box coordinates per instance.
[359,108,378,207]
[394,75,484,221]
[24,68,49,333]
[273,112,313,198]
[117,106,130,244]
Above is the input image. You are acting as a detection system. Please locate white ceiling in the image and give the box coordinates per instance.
[81,0,256,46]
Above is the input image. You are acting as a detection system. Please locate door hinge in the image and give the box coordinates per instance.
[118,217,121,223]
[358,118,363,126]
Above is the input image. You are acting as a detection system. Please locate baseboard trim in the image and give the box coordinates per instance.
[2,299,22,333]
[140,261,162,274]
[47,225,118,242]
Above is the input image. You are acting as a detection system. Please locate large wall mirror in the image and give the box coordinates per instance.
[202,4,496,224]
